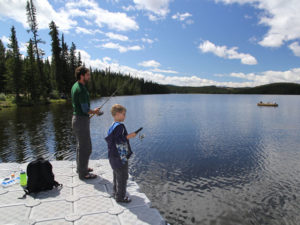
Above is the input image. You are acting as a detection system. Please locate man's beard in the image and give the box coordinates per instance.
[84,78,89,84]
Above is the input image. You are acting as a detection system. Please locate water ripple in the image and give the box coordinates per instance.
[1,94,300,224]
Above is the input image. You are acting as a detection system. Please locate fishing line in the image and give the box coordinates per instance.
[89,76,146,140]
[90,77,132,119]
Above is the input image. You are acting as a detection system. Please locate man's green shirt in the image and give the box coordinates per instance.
[71,81,90,116]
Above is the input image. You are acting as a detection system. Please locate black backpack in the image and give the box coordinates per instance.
[24,158,62,195]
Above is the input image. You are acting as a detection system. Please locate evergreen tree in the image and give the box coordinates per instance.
[61,34,69,96]
[77,51,82,67]
[0,40,6,93]
[6,26,23,103]
[26,0,45,100]
[89,67,96,97]
[49,21,63,93]
[69,42,77,86]
[43,58,52,96]
[24,39,38,101]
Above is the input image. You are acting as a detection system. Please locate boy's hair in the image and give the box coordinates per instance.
[75,66,89,81]
[111,104,126,116]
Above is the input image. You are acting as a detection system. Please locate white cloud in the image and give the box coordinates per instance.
[75,27,93,35]
[66,0,139,32]
[141,38,154,44]
[244,14,252,20]
[172,12,192,21]
[151,68,178,74]
[289,42,300,57]
[185,19,194,25]
[75,27,102,35]
[138,60,161,67]
[172,12,194,27]
[105,32,129,41]
[77,49,300,87]
[199,40,258,65]
[122,5,136,11]
[133,0,172,19]
[103,57,111,63]
[19,42,29,54]
[0,0,138,32]
[107,0,119,3]
[215,0,300,48]
[100,42,143,53]
[148,14,160,21]
[138,60,178,74]
[1,35,9,44]
[229,68,300,86]
[87,8,139,31]
[83,19,92,26]
[0,0,76,31]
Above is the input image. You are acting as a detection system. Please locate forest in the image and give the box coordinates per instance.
[0,0,168,106]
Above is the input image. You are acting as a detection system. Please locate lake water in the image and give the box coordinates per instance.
[1,94,300,225]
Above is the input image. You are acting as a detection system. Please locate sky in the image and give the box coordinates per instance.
[0,0,300,87]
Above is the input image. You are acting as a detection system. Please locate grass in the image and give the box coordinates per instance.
[49,99,67,104]
[0,93,67,110]
[0,94,17,109]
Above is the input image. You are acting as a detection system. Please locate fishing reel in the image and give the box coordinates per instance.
[139,133,145,140]
[135,127,145,140]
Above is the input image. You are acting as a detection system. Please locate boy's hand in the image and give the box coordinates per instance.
[127,132,137,139]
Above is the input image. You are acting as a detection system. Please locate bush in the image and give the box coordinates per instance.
[50,90,60,99]
[0,93,6,101]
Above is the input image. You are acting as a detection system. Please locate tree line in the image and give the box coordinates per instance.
[0,0,167,106]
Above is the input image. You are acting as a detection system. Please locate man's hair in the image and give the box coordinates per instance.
[111,104,126,116]
[75,66,89,81]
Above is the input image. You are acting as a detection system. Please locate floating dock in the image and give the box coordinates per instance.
[0,160,166,225]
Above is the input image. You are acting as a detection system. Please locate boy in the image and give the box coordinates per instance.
[105,104,137,203]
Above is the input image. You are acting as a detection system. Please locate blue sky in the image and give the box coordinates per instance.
[1,0,300,87]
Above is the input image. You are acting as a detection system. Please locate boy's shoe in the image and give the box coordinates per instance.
[116,196,131,203]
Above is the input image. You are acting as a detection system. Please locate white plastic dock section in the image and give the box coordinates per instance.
[0,160,166,225]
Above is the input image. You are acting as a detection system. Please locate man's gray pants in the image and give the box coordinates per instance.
[113,162,128,201]
[72,115,92,179]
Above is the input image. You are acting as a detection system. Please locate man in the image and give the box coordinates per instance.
[71,66,103,179]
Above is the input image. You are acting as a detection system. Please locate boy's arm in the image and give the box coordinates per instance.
[126,132,137,139]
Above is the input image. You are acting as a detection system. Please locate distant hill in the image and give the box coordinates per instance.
[234,83,300,94]
[164,83,300,95]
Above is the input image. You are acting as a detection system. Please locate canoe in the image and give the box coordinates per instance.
[257,102,278,107]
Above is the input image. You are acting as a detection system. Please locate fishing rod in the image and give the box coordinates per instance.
[90,78,131,119]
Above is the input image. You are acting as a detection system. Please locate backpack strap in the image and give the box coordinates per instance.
[53,180,63,188]
[107,122,122,136]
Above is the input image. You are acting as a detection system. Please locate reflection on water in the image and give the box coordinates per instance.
[0,103,76,162]
[1,94,300,224]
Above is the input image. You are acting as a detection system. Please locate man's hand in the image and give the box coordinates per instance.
[93,107,100,115]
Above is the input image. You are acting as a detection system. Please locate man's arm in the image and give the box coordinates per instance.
[80,103,100,115]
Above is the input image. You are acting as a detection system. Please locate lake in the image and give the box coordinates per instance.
[1,94,300,225]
